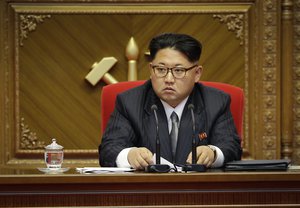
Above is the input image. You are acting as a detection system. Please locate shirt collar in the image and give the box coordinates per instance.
[161,96,189,122]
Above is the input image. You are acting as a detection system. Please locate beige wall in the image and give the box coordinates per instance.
[0,0,299,168]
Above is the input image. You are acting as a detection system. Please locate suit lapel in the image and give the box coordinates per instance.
[143,85,173,162]
[175,87,206,164]
[175,107,193,164]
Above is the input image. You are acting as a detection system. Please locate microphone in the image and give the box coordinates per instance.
[151,104,160,165]
[182,104,206,172]
[188,104,197,164]
[145,105,171,173]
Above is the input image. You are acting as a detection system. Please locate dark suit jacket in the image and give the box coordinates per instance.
[99,80,242,167]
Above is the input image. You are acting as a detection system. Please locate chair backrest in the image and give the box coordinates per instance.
[101,80,244,139]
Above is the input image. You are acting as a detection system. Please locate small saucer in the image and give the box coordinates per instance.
[37,167,70,174]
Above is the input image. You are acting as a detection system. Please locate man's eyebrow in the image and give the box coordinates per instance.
[156,63,184,67]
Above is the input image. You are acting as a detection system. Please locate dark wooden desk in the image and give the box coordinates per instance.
[0,168,300,207]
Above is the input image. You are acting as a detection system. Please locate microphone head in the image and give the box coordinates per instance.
[188,104,195,110]
[151,104,158,111]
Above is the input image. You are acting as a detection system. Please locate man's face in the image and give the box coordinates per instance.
[150,48,202,107]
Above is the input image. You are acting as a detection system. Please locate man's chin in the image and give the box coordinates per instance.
[161,97,178,107]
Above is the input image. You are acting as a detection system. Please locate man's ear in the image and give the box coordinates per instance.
[149,63,153,79]
[194,65,203,82]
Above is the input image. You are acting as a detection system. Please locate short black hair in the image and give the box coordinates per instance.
[148,33,202,63]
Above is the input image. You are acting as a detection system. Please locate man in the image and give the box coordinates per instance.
[99,33,242,169]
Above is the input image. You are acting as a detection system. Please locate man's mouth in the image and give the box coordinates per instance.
[164,87,175,92]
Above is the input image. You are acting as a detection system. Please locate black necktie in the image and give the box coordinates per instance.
[170,112,179,159]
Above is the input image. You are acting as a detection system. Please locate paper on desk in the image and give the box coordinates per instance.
[152,153,173,166]
[77,155,180,174]
[76,167,134,174]
[152,154,182,172]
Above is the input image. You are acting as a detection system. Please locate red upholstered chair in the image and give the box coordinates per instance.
[101,80,244,139]
[101,80,145,133]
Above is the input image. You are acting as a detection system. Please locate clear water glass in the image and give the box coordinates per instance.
[44,138,64,169]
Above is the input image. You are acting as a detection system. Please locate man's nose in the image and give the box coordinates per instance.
[164,70,175,82]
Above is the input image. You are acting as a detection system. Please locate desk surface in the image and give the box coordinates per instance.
[1,167,300,207]
[0,167,300,183]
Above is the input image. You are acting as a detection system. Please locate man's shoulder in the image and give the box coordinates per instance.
[196,82,230,98]
[118,80,151,97]
[193,82,231,115]
[115,80,155,114]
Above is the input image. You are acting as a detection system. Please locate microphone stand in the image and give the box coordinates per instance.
[182,104,206,172]
[145,105,170,173]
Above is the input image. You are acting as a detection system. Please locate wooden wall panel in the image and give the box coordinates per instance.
[0,0,298,167]
[293,0,300,164]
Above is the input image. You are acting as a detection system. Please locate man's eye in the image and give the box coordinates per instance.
[156,67,167,72]
[173,68,185,73]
